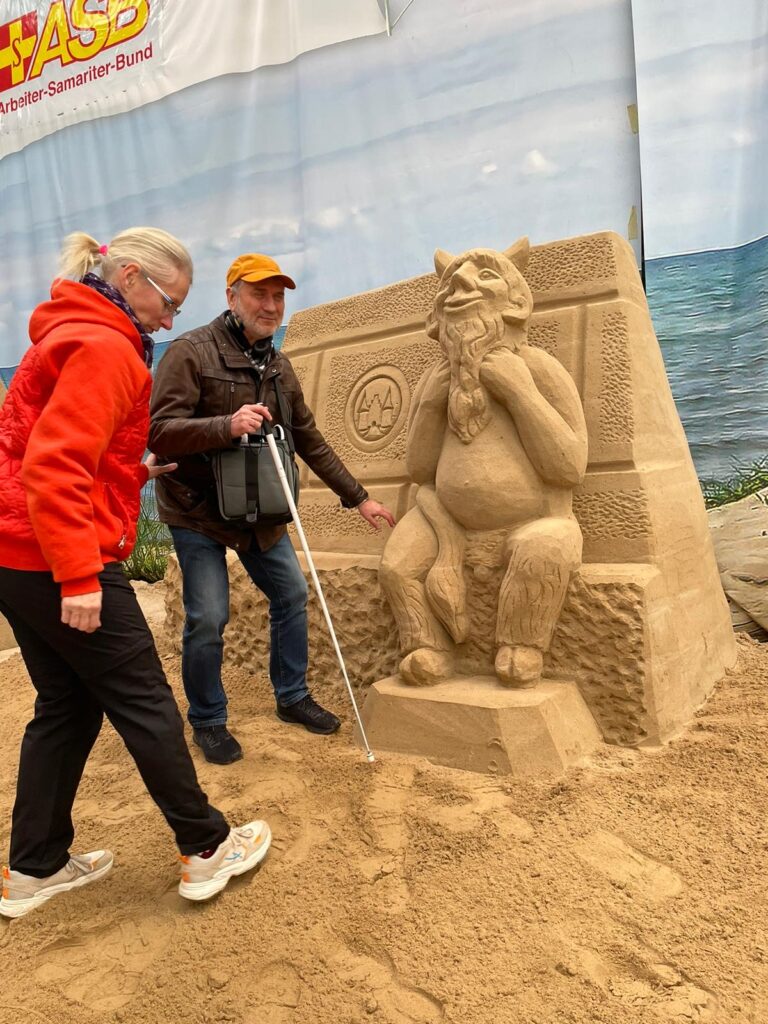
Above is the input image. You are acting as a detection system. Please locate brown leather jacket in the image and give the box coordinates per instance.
[148,313,367,551]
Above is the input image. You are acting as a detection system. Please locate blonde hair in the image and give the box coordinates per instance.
[58,227,193,285]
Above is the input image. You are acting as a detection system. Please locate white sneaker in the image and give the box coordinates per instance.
[178,821,271,902]
[0,850,113,919]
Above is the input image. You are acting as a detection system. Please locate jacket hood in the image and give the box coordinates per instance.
[28,278,143,356]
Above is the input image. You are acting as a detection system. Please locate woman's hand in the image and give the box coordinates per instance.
[61,592,102,633]
[144,452,178,479]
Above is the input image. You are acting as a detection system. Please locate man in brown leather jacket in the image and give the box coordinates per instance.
[149,254,394,764]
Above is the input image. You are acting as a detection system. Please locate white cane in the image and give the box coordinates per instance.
[261,423,376,764]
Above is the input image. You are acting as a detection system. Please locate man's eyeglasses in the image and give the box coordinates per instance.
[142,271,182,318]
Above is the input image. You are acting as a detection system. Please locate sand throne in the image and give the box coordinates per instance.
[251,232,737,769]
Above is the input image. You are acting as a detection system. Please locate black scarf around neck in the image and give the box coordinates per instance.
[81,272,154,368]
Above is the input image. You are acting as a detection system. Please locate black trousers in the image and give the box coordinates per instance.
[0,563,229,877]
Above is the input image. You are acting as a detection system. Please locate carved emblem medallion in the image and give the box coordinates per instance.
[346,366,409,452]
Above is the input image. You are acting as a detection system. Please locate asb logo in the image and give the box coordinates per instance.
[0,1,150,95]
[0,13,38,92]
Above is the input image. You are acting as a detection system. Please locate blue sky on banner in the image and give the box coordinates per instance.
[632,0,768,258]
[0,0,641,367]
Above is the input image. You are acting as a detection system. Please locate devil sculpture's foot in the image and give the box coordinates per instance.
[495,645,543,688]
[400,647,454,686]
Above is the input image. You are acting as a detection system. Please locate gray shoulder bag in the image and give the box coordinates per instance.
[212,375,299,525]
[212,424,299,525]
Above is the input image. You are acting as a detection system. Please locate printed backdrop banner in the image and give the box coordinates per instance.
[0,0,386,158]
[1,0,765,490]
[0,0,642,372]
[632,0,768,482]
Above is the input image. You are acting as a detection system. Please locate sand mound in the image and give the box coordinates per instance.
[0,631,765,1023]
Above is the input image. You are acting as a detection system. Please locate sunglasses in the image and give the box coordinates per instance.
[142,271,182,318]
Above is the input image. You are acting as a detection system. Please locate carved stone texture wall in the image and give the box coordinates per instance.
[282,231,681,564]
[164,553,400,706]
[168,231,734,746]
[164,553,666,747]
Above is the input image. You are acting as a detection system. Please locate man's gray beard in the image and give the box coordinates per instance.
[242,316,272,340]
[233,300,274,342]
[441,309,505,444]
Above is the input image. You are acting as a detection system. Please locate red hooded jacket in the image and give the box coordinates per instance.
[0,280,151,596]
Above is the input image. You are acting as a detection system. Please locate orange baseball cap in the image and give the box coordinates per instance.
[226,253,296,290]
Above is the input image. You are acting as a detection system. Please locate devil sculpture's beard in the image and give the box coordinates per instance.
[440,308,506,444]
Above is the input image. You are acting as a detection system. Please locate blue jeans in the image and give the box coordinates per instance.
[169,527,310,728]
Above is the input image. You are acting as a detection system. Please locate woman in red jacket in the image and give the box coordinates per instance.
[0,228,270,918]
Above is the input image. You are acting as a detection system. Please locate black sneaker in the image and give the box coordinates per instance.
[192,725,243,765]
[276,694,341,735]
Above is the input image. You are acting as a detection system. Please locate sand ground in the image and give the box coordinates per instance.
[0,618,765,1024]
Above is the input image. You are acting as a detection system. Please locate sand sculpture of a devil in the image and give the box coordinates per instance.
[380,239,589,689]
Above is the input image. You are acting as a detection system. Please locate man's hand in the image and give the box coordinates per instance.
[231,404,272,437]
[479,347,535,401]
[144,453,178,479]
[61,592,102,633]
[357,499,396,531]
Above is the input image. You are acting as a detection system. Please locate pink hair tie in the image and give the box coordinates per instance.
[98,244,109,255]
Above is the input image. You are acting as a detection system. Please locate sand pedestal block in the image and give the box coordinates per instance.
[361,676,602,776]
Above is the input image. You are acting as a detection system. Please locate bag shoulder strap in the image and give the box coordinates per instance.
[243,444,260,523]
[272,375,295,454]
